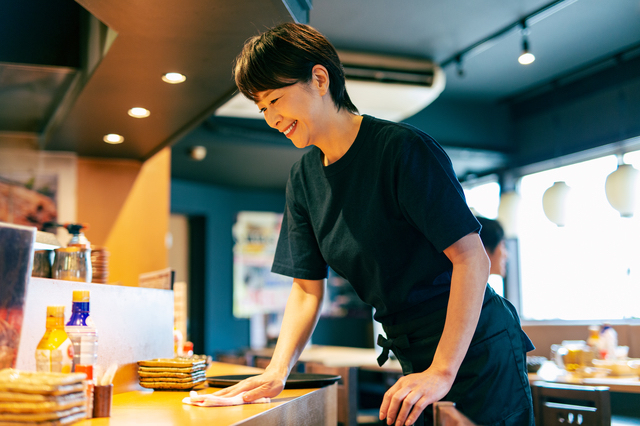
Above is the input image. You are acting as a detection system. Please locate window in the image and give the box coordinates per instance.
[518,151,640,320]
[464,180,500,220]
[463,180,504,296]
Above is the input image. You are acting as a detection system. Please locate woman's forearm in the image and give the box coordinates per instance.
[432,234,490,378]
[266,278,325,377]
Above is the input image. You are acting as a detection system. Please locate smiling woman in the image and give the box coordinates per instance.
[225,22,535,426]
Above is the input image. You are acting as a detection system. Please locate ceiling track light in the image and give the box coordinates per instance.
[518,21,535,65]
[441,0,580,71]
[455,55,464,77]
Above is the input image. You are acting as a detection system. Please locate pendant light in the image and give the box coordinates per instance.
[605,162,639,217]
[497,191,520,238]
[542,181,571,226]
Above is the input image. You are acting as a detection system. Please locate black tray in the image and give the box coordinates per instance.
[206,373,341,389]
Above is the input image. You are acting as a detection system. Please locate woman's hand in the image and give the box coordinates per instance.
[379,366,455,426]
[212,369,287,402]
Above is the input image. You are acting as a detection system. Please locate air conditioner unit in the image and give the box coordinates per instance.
[215,51,445,122]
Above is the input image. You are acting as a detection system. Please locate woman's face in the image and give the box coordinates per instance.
[488,240,508,277]
[255,81,322,150]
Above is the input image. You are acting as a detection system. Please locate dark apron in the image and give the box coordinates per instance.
[376,285,535,426]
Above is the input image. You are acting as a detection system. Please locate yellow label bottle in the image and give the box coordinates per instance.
[35,306,73,373]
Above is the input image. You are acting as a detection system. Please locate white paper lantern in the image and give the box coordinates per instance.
[542,181,571,227]
[497,191,520,238]
[605,164,639,218]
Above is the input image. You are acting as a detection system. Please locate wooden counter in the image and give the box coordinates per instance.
[79,362,337,426]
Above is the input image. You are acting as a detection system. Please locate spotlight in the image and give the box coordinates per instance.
[518,22,535,65]
[455,55,465,77]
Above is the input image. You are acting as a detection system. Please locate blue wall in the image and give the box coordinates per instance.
[171,178,286,355]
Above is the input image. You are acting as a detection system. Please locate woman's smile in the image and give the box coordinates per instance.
[283,120,297,137]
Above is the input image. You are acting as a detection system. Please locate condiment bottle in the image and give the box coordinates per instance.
[65,290,98,418]
[599,323,618,360]
[35,306,73,373]
[65,290,98,379]
[586,325,601,360]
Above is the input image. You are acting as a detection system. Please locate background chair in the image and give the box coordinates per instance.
[531,381,611,426]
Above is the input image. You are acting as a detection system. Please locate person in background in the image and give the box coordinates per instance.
[476,216,508,277]
[215,22,534,426]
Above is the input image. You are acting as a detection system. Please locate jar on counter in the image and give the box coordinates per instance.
[53,246,92,283]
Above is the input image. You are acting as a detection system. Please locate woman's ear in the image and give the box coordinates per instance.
[311,64,330,96]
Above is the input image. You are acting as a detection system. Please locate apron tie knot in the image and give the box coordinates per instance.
[377,334,413,373]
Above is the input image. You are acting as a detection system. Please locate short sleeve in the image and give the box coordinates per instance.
[271,179,328,280]
[396,135,480,252]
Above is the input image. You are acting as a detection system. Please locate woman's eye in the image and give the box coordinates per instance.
[258,97,280,113]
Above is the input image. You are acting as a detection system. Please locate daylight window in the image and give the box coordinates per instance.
[518,150,640,320]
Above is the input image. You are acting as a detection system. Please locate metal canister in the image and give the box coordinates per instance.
[32,250,54,278]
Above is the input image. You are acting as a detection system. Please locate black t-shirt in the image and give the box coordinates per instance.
[272,115,480,324]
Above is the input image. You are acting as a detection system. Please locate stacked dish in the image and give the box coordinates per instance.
[137,358,207,390]
[0,369,87,425]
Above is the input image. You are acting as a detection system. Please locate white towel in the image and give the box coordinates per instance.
[182,391,271,407]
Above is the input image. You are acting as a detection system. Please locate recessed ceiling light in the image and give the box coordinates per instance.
[128,107,150,118]
[162,72,186,84]
[103,133,124,144]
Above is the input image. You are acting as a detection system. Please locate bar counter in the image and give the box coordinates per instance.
[79,362,337,426]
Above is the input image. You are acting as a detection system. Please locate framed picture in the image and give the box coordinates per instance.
[0,149,76,237]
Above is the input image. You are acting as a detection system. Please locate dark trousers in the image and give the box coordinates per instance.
[379,286,535,426]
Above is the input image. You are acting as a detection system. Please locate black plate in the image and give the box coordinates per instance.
[206,373,341,389]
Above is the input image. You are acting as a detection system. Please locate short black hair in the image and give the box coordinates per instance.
[234,22,358,114]
[476,217,505,253]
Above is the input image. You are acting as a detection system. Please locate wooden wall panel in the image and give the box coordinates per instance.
[77,148,170,287]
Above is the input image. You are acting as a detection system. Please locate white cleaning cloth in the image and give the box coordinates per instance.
[182,391,270,407]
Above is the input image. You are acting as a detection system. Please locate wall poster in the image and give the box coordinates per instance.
[232,211,292,318]
[0,149,76,237]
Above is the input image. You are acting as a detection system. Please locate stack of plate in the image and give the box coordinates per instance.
[137,358,207,390]
[90,246,109,284]
[0,369,87,425]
